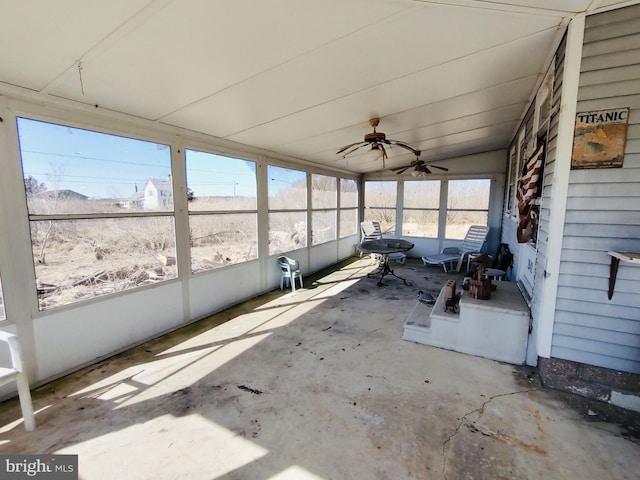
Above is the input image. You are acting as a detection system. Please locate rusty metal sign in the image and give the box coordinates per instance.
[571,107,629,169]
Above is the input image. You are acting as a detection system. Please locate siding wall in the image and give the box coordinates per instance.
[551,4,640,374]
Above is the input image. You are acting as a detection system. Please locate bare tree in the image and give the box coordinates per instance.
[24,175,47,197]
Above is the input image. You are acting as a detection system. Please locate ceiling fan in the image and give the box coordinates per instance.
[336,118,420,168]
[390,155,449,176]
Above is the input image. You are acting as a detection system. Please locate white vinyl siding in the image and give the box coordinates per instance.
[550,4,640,374]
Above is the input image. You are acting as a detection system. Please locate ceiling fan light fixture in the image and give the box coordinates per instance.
[391,155,449,176]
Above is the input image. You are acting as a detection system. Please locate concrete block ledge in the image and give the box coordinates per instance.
[539,357,640,413]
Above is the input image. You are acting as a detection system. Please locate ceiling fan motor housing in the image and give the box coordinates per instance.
[365,131,386,142]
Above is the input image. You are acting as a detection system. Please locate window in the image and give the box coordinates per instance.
[268,165,307,255]
[445,179,491,239]
[311,174,337,245]
[402,180,440,237]
[364,181,397,235]
[533,63,555,136]
[185,150,258,273]
[18,117,176,310]
[339,178,358,238]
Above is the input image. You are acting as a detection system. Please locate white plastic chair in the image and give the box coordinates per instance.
[277,256,303,292]
[421,225,490,272]
[0,331,36,431]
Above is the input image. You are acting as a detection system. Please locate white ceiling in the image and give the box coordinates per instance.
[0,0,636,174]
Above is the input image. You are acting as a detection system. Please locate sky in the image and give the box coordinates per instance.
[17,117,351,202]
[17,117,257,199]
[185,149,256,198]
[267,164,306,196]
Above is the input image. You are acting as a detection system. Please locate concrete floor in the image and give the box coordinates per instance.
[1,257,639,479]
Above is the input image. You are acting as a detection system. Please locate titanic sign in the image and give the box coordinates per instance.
[571,107,629,169]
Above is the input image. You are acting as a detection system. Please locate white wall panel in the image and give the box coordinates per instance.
[188,262,263,322]
[33,282,184,382]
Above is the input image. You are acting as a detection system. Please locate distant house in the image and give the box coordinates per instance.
[37,190,89,201]
[119,190,145,209]
[143,176,173,210]
[119,178,173,210]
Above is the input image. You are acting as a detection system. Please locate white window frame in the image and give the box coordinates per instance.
[17,116,177,311]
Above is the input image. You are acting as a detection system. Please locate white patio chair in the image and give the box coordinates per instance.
[360,221,382,243]
[277,256,303,292]
[0,331,36,431]
[359,221,383,262]
[421,225,489,273]
[388,252,407,264]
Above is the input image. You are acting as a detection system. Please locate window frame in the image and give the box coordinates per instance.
[311,173,337,246]
[267,165,308,255]
[402,179,441,238]
[17,116,178,311]
[445,178,491,240]
[185,148,258,273]
[364,180,397,236]
[339,178,359,239]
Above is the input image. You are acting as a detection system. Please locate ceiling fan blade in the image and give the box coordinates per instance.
[391,141,420,156]
[428,165,449,171]
[336,141,365,155]
[340,143,368,157]
[393,167,410,174]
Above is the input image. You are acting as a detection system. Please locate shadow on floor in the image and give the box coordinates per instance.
[1,257,638,479]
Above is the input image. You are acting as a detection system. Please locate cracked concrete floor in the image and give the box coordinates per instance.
[1,257,639,479]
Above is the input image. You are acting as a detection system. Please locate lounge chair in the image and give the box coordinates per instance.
[360,221,382,243]
[359,221,382,262]
[421,225,489,272]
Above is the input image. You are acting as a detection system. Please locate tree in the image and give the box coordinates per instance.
[187,187,196,202]
[24,176,47,197]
